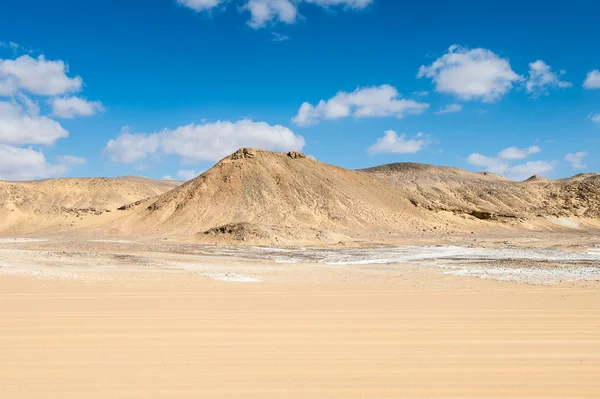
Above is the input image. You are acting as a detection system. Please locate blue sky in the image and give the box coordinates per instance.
[0,0,599,181]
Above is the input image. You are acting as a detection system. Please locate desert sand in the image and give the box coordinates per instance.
[0,238,599,398]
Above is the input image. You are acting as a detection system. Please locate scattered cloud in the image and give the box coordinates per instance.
[304,0,373,8]
[508,161,556,180]
[51,96,104,118]
[434,103,462,115]
[583,70,600,89]
[589,113,600,124]
[292,85,429,126]
[467,145,554,180]
[105,119,305,164]
[0,49,97,181]
[0,55,82,96]
[161,175,174,180]
[418,45,523,102]
[104,128,161,164]
[368,130,429,155]
[412,90,428,97]
[176,0,226,12]
[466,153,507,173]
[271,32,289,41]
[179,0,373,28]
[497,145,541,160]
[0,41,23,52]
[525,60,572,97]
[564,152,587,169]
[243,0,297,28]
[0,144,85,180]
[0,99,68,146]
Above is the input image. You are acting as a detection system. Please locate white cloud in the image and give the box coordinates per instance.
[565,152,587,169]
[177,169,203,180]
[243,0,298,28]
[434,103,462,115]
[508,161,555,180]
[525,60,572,96]
[0,55,82,96]
[368,130,428,155]
[0,41,22,51]
[51,96,104,118]
[467,145,554,180]
[583,70,600,89]
[161,175,174,180]
[271,32,289,42]
[177,0,226,11]
[179,0,373,28]
[412,90,429,97]
[292,85,429,126]
[304,0,373,8]
[104,128,161,164]
[497,145,541,160]
[105,119,305,164]
[0,144,85,181]
[589,113,600,124]
[417,45,523,102]
[466,153,509,174]
[0,99,68,146]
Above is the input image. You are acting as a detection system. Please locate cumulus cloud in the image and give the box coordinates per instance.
[104,128,162,164]
[434,103,462,115]
[243,0,298,28]
[583,70,600,89]
[466,153,508,174]
[179,0,373,28]
[417,45,523,102]
[51,96,104,118]
[0,55,82,96]
[368,130,428,155]
[589,113,600,124]
[176,0,226,11]
[105,119,305,164]
[467,145,554,180]
[507,161,556,180]
[292,85,429,126]
[564,152,587,169]
[525,60,572,96]
[0,144,85,180]
[0,99,68,146]
[497,145,541,160]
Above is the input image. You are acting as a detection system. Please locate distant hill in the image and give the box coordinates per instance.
[1,151,598,243]
[0,177,180,234]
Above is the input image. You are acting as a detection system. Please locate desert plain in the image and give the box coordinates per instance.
[1,149,600,398]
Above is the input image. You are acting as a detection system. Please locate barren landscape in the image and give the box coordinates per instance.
[1,149,600,398]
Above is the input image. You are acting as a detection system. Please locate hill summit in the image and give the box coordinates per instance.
[119,149,440,242]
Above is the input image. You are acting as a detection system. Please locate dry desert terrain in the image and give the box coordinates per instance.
[1,149,600,398]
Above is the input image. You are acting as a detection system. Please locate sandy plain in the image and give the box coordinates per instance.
[1,238,599,398]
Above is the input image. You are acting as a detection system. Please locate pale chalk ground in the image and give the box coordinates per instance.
[1,237,600,398]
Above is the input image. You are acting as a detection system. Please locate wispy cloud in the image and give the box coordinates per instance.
[434,103,462,115]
